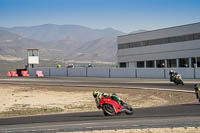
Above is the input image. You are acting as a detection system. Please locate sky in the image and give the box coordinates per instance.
[0,0,200,33]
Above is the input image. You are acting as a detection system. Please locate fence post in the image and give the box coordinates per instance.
[86,67,88,77]
[109,68,111,78]
[164,69,166,79]
[49,68,51,77]
[66,67,68,77]
[135,68,137,78]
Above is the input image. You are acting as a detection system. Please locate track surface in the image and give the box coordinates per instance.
[0,77,198,92]
[0,77,200,132]
[0,104,200,133]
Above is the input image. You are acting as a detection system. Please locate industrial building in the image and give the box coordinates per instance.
[117,22,200,68]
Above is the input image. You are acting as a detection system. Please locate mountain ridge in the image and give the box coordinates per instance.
[0,24,128,62]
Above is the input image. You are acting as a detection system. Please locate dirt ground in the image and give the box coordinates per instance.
[0,84,197,118]
[60,127,200,133]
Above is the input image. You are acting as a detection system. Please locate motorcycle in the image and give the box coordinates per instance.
[99,96,133,116]
[170,72,184,85]
[173,74,184,85]
[194,84,200,103]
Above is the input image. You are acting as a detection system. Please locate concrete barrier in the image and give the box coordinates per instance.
[28,68,36,77]
[28,67,200,79]
[50,67,67,76]
[195,68,200,78]
[137,68,165,78]
[87,67,110,77]
[68,67,87,77]
[110,68,136,78]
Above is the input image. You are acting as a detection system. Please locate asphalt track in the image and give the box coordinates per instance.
[0,77,199,92]
[0,77,200,132]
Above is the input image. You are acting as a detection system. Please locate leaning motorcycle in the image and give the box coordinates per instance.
[194,84,200,103]
[170,73,184,85]
[173,74,184,85]
[98,96,133,116]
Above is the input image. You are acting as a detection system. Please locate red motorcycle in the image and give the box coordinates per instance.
[99,96,134,116]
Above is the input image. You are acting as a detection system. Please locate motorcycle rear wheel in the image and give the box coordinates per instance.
[102,104,116,116]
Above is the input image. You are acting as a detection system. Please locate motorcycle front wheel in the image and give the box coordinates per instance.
[124,104,134,115]
[102,104,116,116]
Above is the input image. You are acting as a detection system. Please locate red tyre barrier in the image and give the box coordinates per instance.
[10,71,18,77]
[21,70,29,77]
[36,70,44,77]
[7,71,11,77]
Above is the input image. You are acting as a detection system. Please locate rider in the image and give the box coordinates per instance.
[169,69,175,81]
[169,69,178,82]
[93,90,123,109]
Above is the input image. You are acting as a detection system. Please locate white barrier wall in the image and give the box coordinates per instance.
[136,68,165,78]
[37,67,50,77]
[165,68,194,79]
[68,67,87,77]
[28,68,36,77]
[87,68,110,77]
[110,68,136,78]
[195,68,200,78]
[28,67,200,79]
[50,67,67,76]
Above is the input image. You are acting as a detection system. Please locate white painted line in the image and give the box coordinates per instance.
[125,86,195,93]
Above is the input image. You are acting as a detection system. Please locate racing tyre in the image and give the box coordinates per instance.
[125,106,134,115]
[102,104,116,116]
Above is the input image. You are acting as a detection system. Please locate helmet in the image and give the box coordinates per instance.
[93,90,100,98]
[170,69,174,73]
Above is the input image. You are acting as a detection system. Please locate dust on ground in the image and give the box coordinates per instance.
[0,84,197,117]
[59,127,200,133]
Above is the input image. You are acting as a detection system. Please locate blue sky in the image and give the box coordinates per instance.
[0,0,200,33]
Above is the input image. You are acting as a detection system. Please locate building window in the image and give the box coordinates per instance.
[118,32,200,49]
[194,33,200,40]
[146,60,154,68]
[156,60,165,68]
[137,61,144,68]
[184,34,194,41]
[191,57,200,67]
[179,58,189,67]
[167,59,177,68]
[119,62,127,68]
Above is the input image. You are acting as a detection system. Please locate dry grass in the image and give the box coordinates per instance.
[0,84,197,117]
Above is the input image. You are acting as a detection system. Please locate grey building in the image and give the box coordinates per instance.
[117,22,200,68]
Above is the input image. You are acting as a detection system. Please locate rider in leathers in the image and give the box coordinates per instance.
[93,90,123,109]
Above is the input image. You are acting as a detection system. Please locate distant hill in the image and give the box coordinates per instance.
[0,24,134,63]
[129,29,147,34]
[73,37,117,62]
[0,24,124,42]
[0,30,47,57]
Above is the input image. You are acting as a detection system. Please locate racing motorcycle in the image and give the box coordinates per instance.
[194,84,200,103]
[173,74,184,85]
[170,72,184,85]
[99,96,133,116]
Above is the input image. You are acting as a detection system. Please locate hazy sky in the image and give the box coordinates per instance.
[0,0,200,33]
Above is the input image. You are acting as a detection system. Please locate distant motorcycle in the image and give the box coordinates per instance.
[173,74,184,85]
[194,84,200,103]
[99,96,133,116]
[169,71,184,85]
